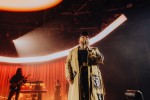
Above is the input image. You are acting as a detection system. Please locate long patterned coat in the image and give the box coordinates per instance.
[65,46,106,100]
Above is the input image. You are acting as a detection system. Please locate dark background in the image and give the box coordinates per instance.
[99,5,150,100]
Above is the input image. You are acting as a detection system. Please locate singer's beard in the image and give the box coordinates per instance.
[81,40,86,45]
[79,39,89,49]
[80,43,88,50]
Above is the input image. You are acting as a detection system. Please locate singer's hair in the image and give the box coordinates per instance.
[80,31,89,37]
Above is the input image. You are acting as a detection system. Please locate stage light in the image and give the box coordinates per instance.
[12,31,52,57]
[0,0,62,12]
[125,90,144,100]
[0,14,127,63]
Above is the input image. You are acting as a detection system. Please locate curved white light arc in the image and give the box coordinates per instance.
[0,14,127,63]
[0,0,62,12]
[89,14,127,45]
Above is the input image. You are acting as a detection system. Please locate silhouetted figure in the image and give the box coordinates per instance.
[54,80,61,100]
[8,68,27,100]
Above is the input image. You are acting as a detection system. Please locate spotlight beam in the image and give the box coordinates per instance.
[0,14,127,63]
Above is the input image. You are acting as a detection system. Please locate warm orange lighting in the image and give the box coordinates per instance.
[0,0,62,12]
[0,14,127,63]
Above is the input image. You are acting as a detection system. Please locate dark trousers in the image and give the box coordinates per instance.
[80,66,89,100]
[8,90,20,100]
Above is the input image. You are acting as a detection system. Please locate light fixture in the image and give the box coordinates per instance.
[125,90,144,100]
[0,0,62,12]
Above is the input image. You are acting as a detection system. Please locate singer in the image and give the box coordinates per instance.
[65,31,106,100]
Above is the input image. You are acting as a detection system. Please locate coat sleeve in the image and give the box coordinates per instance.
[65,50,73,80]
[89,47,104,65]
[95,47,104,64]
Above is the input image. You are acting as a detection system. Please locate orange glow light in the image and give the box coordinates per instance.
[0,0,62,12]
[0,14,127,63]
